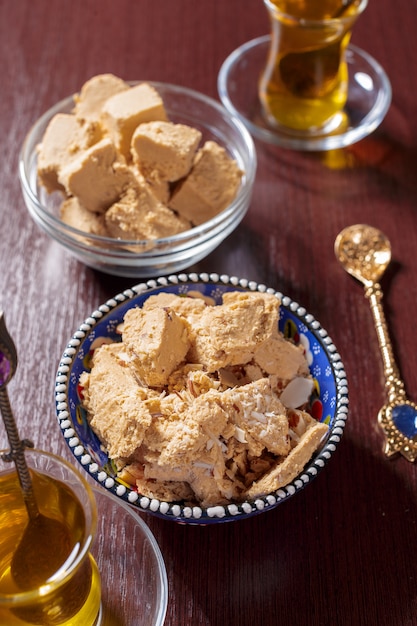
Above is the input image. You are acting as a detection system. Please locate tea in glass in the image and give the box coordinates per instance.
[259,0,368,133]
[0,449,101,625]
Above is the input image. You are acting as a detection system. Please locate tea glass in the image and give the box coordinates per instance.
[259,0,368,135]
[0,448,101,626]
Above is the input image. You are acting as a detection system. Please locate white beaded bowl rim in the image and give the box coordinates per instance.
[55,273,348,525]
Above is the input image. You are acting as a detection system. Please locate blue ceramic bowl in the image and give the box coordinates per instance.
[55,273,348,525]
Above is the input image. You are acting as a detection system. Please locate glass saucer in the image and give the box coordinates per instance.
[92,488,168,626]
[217,35,392,151]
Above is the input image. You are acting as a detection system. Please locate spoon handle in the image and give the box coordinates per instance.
[0,312,17,386]
[0,312,39,519]
[0,388,38,519]
[365,282,406,404]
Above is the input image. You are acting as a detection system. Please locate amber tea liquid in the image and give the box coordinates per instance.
[259,0,366,132]
[0,469,101,625]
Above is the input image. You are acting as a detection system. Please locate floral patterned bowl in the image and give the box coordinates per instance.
[55,273,348,525]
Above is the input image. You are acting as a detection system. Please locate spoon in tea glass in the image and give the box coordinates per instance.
[334,224,417,462]
[0,312,72,589]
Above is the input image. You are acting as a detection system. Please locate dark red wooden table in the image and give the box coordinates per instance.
[1,1,416,624]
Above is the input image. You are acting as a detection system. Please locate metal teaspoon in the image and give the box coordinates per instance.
[0,312,72,589]
[334,224,417,462]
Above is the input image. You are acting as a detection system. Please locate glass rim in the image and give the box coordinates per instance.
[263,0,369,25]
[0,447,97,606]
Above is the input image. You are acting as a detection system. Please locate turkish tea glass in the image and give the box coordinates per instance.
[259,0,368,135]
[0,448,101,626]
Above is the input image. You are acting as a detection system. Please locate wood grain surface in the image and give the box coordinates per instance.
[1,1,417,624]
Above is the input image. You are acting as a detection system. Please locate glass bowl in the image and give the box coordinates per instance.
[19,83,256,278]
[55,273,348,525]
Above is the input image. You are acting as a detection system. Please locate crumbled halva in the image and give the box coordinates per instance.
[104,186,191,243]
[79,342,155,459]
[246,411,328,498]
[80,291,328,507]
[185,291,283,371]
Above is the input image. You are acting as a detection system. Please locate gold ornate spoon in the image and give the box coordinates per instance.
[334,224,417,462]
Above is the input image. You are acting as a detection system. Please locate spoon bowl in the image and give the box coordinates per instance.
[334,223,392,286]
[10,505,75,590]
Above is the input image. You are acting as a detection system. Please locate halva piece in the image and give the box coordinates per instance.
[37,113,100,193]
[79,342,154,459]
[104,186,191,243]
[131,121,202,182]
[73,73,129,124]
[60,197,109,237]
[58,138,134,213]
[101,82,168,159]
[169,141,242,225]
[122,305,191,386]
